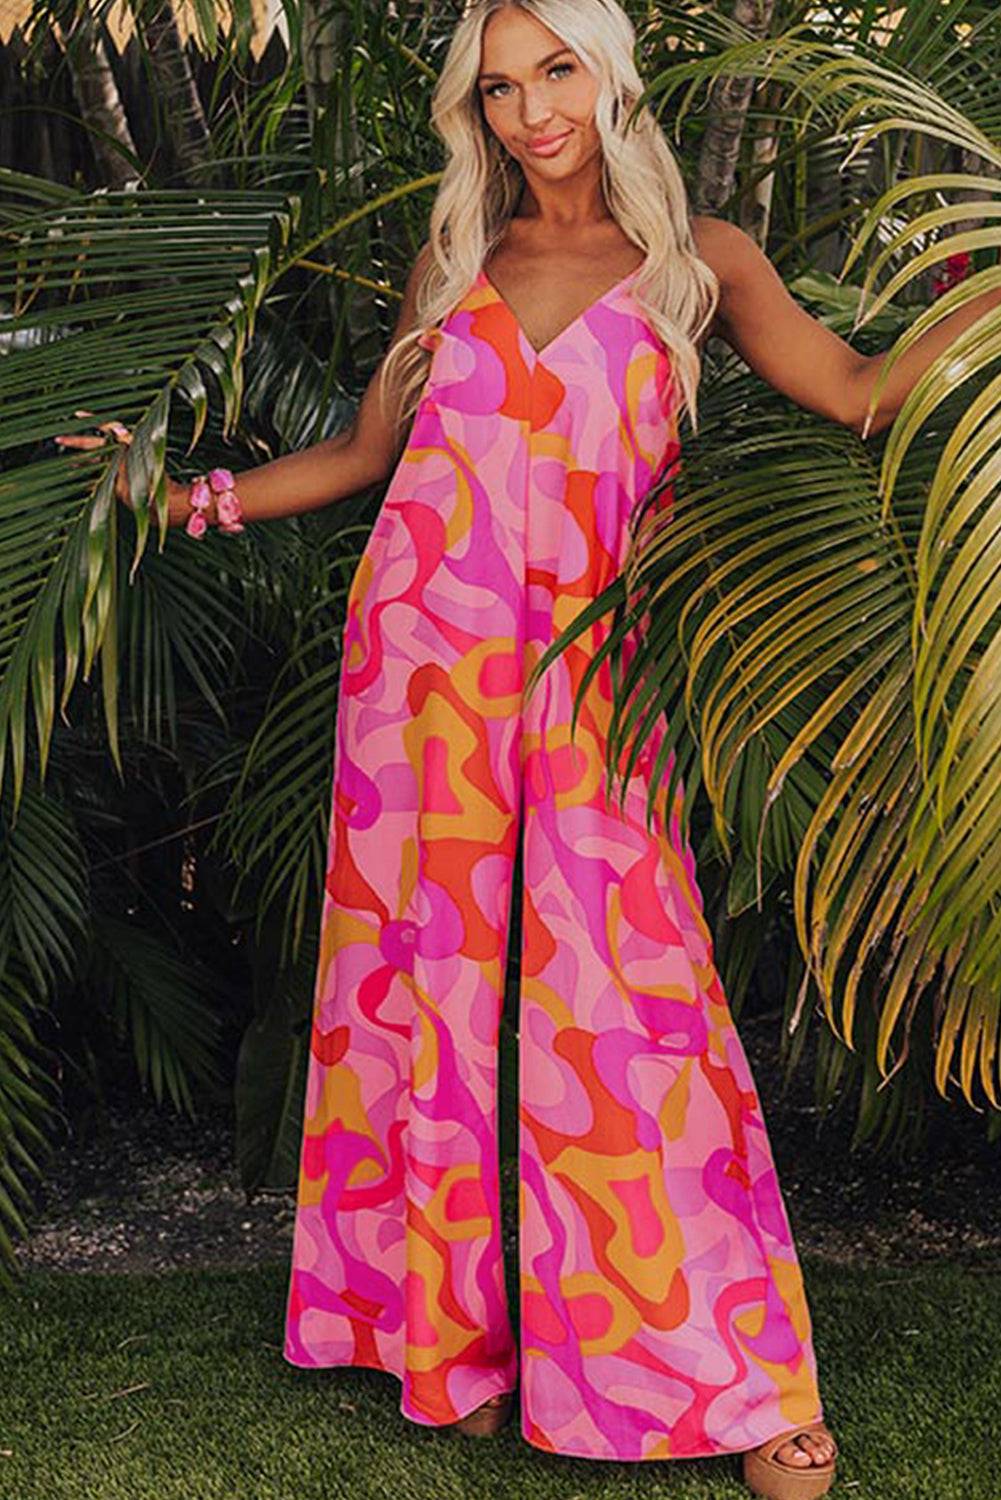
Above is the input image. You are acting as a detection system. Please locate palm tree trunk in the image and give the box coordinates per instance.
[132,0,214,186]
[302,0,355,136]
[739,78,782,247]
[57,3,139,190]
[694,0,777,217]
[301,0,371,346]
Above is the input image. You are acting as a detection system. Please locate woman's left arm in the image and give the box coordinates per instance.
[692,215,1001,439]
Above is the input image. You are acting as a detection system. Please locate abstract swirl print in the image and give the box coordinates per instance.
[281,262,826,1461]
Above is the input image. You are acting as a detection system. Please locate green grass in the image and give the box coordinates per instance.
[0,1258,998,1499]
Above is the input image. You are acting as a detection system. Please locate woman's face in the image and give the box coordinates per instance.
[476,8,602,181]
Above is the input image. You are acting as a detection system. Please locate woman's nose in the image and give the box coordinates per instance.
[520,89,556,130]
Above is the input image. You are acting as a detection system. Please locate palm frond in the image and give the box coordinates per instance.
[233,924,318,1193]
[0,957,63,1287]
[0,180,302,805]
[0,780,90,994]
[92,913,227,1116]
[211,513,366,967]
[543,324,1001,1114]
[538,7,1001,1114]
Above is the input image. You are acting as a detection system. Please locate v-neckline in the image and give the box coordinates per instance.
[477,261,643,360]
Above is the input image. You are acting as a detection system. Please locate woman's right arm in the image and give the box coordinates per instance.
[56,241,434,527]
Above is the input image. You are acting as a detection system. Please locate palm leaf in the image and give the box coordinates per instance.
[0,781,91,996]
[211,512,367,967]
[233,922,319,1193]
[547,11,1001,1111]
[0,957,63,1287]
[92,913,227,1115]
[0,180,303,806]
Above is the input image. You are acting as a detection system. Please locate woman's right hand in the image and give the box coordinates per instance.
[54,412,195,529]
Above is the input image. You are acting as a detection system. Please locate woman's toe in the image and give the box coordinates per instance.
[775,1438,813,1466]
[800,1430,836,1464]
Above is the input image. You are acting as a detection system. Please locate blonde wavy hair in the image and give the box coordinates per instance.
[378,0,719,482]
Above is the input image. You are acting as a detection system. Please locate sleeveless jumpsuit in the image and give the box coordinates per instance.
[281,261,826,1461]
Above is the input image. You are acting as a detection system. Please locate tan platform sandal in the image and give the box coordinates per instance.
[742,1419,838,1498]
[448,1388,515,1437]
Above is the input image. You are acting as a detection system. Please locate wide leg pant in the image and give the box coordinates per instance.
[281,402,826,1461]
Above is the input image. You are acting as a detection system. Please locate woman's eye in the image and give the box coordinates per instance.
[484,61,575,99]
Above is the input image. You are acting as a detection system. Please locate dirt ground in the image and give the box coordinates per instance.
[12,1010,1001,1277]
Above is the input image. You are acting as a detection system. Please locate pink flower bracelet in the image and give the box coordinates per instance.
[186,467,246,538]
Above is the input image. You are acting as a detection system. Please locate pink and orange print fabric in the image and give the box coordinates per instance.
[282,260,826,1460]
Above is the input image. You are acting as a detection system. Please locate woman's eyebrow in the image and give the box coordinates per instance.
[478,46,574,82]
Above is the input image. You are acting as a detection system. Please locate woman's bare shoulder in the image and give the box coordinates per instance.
[688,213,787,310]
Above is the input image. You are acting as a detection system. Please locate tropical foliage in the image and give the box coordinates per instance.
[1,0,1000,1287]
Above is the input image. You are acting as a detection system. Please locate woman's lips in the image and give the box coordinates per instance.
[525,130,572,156]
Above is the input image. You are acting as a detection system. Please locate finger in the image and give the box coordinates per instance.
[98,420,133,444]
[54,434,106,448]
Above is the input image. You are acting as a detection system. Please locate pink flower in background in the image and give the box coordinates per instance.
[931,250,973,298]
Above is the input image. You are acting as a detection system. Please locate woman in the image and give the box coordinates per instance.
[57,1,993,1493]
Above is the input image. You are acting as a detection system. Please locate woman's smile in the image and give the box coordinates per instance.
[525,128,573,155]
